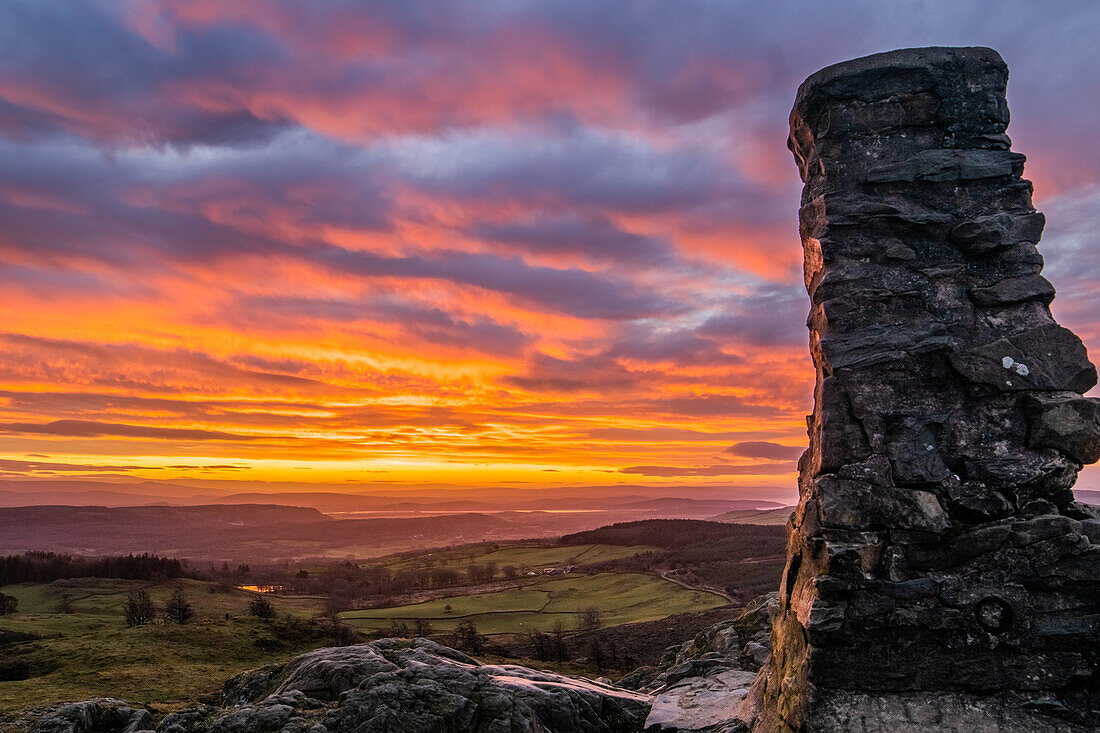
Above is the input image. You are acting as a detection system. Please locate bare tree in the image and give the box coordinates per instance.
[319,603,356,645]
[123,589,155,627]
[575,606,603,632]
[588,636,606,671]
[550,619,569,662]
[453,620,485,655]
[527,629,549,660]
[413,618,434,637]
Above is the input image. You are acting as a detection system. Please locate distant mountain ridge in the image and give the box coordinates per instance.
[0,479,791,512]
[0,480,786,515]
[0,504,509,560]
[0,497,798,561]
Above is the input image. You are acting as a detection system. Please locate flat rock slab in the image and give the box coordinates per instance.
[646,669,757,732]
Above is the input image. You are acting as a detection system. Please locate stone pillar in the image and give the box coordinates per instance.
[753,47,1100,732]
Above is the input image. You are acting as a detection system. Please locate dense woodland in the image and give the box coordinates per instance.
[0,551,189,585]
[564,520,787,602]
[285,560,517,609]
[560,518,785,549]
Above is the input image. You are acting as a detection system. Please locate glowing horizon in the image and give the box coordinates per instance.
[3,2,1100,499]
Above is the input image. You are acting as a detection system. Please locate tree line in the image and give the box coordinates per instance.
[291,561,521,608]
[0,551,188,585]
[560,519,785,550]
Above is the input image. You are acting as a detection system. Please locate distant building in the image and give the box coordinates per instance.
[237,584,283,594]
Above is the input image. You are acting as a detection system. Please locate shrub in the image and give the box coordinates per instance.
[164,585,195,625]
[575,606,603,632]
[452,620,484,655]
[0,659,30,681]
[248,594,276,620]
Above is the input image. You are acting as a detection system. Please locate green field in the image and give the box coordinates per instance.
[0,541,721,717]
[382,543,657,572]
[341,572,726,635]
[0,578,327,716]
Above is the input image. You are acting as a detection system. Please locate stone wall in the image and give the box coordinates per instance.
[752,47,1100,732]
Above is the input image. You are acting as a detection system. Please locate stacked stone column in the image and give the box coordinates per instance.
[753,47,1100,732]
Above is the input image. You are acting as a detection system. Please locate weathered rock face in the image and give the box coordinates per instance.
[28,700,154,733]
[27,639,651,733]
[752,47,1100,732]
[618,593,777,732]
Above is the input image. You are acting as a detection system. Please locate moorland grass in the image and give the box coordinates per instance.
[0,578,326,716]
[340,572,725,635]
[382,542,656,572]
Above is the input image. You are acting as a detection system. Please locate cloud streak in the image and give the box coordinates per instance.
[0,1,1098,494]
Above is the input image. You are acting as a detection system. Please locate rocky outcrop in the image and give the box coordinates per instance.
[619,594,776,732]
[25,595,778,733]
[27,639,651,733]
[28,700,154,733]
[752,47,1100,732]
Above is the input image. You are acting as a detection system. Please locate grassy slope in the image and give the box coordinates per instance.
[340,572,726,635]
[708,507,794,525]
[0,578,326,715]
[383,543,657,571]
[0,540,714,715]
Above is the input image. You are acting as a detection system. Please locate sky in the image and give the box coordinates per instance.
[2,1,1100,501]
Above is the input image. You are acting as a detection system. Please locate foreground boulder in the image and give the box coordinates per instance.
[753,46,1100,732]
[28,639,651,733]
[29,700,154,733]
[618,594,776,732]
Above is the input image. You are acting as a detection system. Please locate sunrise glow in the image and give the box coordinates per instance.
[2,2,1099,500]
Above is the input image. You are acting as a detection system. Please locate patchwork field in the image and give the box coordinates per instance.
[0,533,745,717]
[341,572,727,635]
[0,578,327,716]
[382,542,657,571]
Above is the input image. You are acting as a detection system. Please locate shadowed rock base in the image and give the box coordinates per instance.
[751,47,1100,732]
